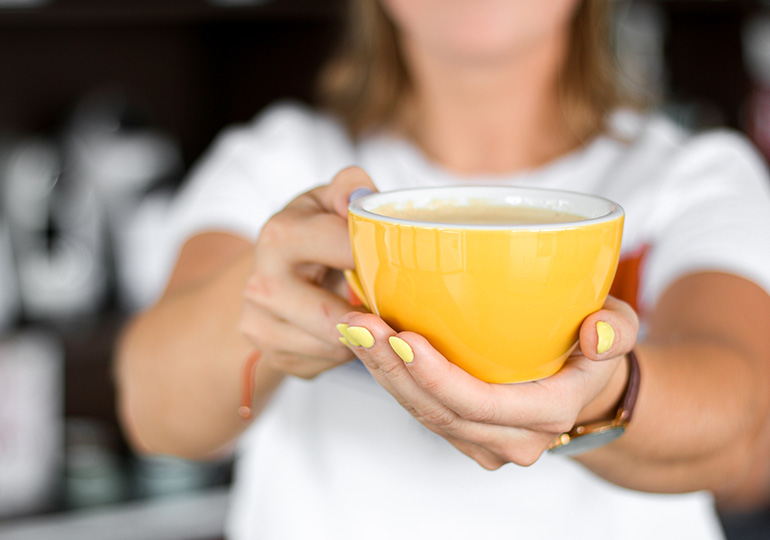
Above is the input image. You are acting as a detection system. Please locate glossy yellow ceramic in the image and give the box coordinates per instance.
[348,186,624,384]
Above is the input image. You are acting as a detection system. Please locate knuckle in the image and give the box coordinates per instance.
[418,404,456,429]
[377,357,404,378]
[238,315,267,346]
[501,445,543,468]
[463,396,497,424]
[418,373,446,395]
[401,402,421,420]
[243,272,277,304]
[460,444,505,470]
[258,213,293,246]
[358,355,379,371]
[294,368,321,381]
[258,210,309,253]
[478,456,506,471]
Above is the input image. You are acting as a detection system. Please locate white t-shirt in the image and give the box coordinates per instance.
[169,101,770,540]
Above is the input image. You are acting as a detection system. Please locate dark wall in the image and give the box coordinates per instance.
[0,0,345,169]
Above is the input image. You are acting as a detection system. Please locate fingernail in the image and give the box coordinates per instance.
[336,323,361,347]
[346,326,375,348]
[349,187,374,203]
[339,336,353,349]
[596,321,615,354]
[389,336,414,364]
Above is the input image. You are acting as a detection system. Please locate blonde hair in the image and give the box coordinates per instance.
[317,0,625,142]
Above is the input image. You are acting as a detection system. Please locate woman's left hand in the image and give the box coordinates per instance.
[337,296,638,469]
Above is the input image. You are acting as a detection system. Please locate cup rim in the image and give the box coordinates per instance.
[348,186,624,230]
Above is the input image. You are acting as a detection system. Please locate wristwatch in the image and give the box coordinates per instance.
[547,350,641,457]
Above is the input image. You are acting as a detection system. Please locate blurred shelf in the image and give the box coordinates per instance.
[0,486,230,540]
[0,0,345,26]
[0,0,344,168]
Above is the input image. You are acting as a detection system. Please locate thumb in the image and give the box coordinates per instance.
[579,296,639,361]
[329,166,378,218]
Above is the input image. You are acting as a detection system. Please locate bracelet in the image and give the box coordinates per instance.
[238,350,262,420]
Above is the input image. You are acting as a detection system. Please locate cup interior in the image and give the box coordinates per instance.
[349,186,623,229]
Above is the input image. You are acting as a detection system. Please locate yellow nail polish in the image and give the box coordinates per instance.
[346,326,375,348]
[336,323,361,347]
[389,336,414,364]
[339,336,353,348]
[596,321,615,354]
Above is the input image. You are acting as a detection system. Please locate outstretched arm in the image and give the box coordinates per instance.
[338,262,770,499]
[116,232,283,460]
[116,167,377,460]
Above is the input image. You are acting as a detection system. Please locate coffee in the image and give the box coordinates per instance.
[374,200,586,225]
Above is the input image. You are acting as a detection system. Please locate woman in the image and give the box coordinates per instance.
[116,0,770,538]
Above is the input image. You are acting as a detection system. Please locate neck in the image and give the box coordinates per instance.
[397,35,580,176]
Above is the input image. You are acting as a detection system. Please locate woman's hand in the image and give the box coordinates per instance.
[240,167,378,379]
[337,297,639,469]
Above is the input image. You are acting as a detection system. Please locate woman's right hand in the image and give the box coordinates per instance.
[240,167,377,379]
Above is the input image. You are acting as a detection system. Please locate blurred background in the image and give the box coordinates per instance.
[0,0,768,539]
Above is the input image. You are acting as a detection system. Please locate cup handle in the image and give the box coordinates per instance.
[343,269,370,311]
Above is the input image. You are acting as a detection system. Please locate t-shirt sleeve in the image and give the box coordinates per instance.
[166,102,355,256]
[640,130,770,310]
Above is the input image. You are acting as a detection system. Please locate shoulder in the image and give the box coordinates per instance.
[607,110,767,183]
[247,100,349,145]
[594,110,770,215]
[605,111,770,306]
[204,101,354,179]
[168,102,355,246]
[603,109,770,227]
[177,101,356,222]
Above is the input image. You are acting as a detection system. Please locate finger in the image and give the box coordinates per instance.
[240,303,353,363]
[339,312,426,387]
[579,295,640,360]
[263,350,351,380]
[347,326,558,466]
[244,270,360,346]
[338,312,468,428]
[258,207,354,271]
[337,319,417,420]
[338,313,572,467]
[388,330,616,432]
[325,166,379,218]
[417,409,556,467]
[337,314,555,443]
[289,166,378,218]
[387,330,503,420]
[442,434,508,471]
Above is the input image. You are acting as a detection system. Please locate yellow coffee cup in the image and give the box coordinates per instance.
[347,186,624,383]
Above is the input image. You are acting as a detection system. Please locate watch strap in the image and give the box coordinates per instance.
[547,350,641,454]
[619,349,640,423]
